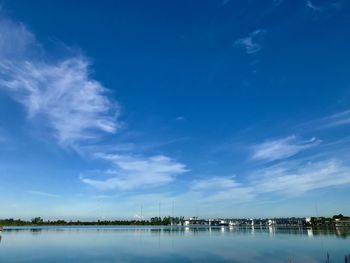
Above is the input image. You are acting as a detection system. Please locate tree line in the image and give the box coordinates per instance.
[0,216,185,226]
[309,214,350,226]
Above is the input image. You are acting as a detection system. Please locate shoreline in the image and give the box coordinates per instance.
[2,224,349,229]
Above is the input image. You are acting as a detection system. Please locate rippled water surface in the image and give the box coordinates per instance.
[0,226,349,262]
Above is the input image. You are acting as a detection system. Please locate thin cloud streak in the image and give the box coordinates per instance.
[81,154,188,190]
[305,0,342,12]
[252,135,320,162]
[190,157,350,204]
[319,110,350,129]
[306,0,323,11]
[175,116,186,122]
[302,109,350,131]
[27,190,60,198]
[253,159,350,196]
[191,176,255,203]
[233,29,266,54]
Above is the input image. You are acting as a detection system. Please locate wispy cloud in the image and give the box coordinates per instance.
[299,109,350,133]
[252,135,320,162]
[273,0,284,7]
[0,16,119,147]
[305,0,342,12]
[253,159,350,196]
[191,176,255,203]
[27,190,60,198]
[0,58,119,147]
[0,14,187,191]
[220,0,231,6]
[0,17,37,60]
[306,0,323,11]
[318,110,350,129]
[233,29,266,54]
[81,154,187,190]
[189,157,350,203]
[175,116,186,122]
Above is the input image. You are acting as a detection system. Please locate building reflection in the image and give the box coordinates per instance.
[335,226,350,238]
[0,226,349,240]
[220,226,225,234]
[250,226,255,235]
[307,228,313,237]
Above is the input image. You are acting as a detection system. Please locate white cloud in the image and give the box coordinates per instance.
[175,116,186,121]
[305,0,342,12]
[318,110,350,129]
[0,17,37,60]
[253,159,350,196]
[0,15,187,191]
[0,16,119,147]
[27,190,60,198]
[233,29,266,54]
[306,0,323,11]
[192,176,240,190]
[189,158,350,203]
[191,176,255,203]
[0,58,119,147]
[221,0,230,6]
[252,135,320,162]
[81,154,188,190]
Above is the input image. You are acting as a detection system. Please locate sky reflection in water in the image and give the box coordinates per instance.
[0,226,349,263]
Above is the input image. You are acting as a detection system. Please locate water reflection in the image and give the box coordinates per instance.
[335,227,350,238]
[2,225,350,238]
[268,225,275,237]
[307,228,313,237]
[220,226,225,234]
[0,226,349,263]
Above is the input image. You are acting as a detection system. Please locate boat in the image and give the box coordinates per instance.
[0,226,3,231]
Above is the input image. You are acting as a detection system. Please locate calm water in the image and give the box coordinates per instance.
[0,226,349,262]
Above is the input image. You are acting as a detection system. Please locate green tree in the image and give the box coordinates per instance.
[31,217,44,225]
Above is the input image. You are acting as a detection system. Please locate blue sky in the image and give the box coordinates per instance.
[0,0,350,220]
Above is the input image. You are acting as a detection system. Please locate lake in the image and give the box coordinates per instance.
[0,226,349,262]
